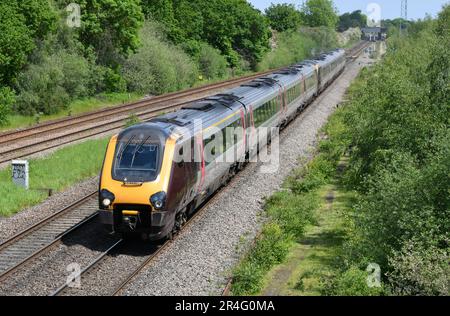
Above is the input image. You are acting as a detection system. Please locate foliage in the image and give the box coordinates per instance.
[0,4,35,86]
[197,43,229,79]
[15,51,93,115]
[326,267,384,296]
[265,3,302,32]
[300,0,339,29]
[141,0,271,69]
[121,22,198,95]
[387,240,449,296]
[258,27,338,71]
[0,87,15,126]
[0,1,58,86]
[338,10,367,32]
[329,8,450,295]
[231,223,292,295]
[58,0,144,66]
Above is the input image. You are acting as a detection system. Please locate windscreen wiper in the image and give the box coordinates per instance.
[131,136,151,167]
[117,135,135,163]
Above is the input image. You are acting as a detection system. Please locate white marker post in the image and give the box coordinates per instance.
[12,160,29,190]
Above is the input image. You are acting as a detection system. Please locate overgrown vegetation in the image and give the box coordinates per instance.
[231,112,347,295]
[233,5,449,296]
[0,138,108,216]
[331,6,450,296]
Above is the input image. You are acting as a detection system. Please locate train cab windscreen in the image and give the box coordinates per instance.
[112,137,161,183]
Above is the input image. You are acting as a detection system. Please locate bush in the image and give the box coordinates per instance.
[329,267,383,296]
[231,223,291,296]
[15,51,93,115]
[387,240,449,296]
[0,87,15,126]
[122,21,198,95]
[197,43,228,80]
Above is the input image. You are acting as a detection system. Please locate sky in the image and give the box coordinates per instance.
[248,0,449,20]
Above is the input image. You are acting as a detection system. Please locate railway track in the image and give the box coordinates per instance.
[51,186,223,296]
[0,42,368,166]
[0,193,98,282]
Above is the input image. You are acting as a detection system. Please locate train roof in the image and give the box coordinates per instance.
[120,48,346,142]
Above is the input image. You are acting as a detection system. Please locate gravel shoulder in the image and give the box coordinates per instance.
[122,53,372,296]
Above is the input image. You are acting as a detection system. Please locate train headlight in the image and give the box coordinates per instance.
[150,191,166,211]
[99,189,115,209]
[102,198,111,207]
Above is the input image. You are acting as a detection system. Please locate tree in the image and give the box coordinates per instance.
[265,3,302,32]
[0,87,15,126]
[338,10,367,32]
[141,0,270,69]
[58,0,144,66]
[0,1,57,86]
[300,0,339,28]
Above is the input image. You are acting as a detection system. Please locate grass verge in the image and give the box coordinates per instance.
[230,109,349,296]
[0,138,108,216]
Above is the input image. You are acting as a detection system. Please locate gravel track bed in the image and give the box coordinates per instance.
[0,218,119,296]
[122,54,371,296]
[0,177,98,244]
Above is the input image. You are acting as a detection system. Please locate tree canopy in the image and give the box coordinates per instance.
[300,0,339,28]
[265,3,302,32]
[141,0,270,68]
[58,0,144,66]
[338,10,367,32]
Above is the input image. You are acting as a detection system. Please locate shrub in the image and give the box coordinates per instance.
[15,51,93,115]
[387,240,449,296]
[231,261,264,296]
[197,42,228,79]
[122,21,198,95]
[257,27,338,71]
[0,87,15,126]
[329,267,383,296]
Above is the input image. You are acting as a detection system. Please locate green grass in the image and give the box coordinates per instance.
[1,93,141,132]
[230,106,358,296]
[0,138,109,216]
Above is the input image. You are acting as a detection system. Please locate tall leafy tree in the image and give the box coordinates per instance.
[338,10,367,32]
[265,3,302,32]
[300,0,339,28]
[58,0,144,66]
[141,0,270,69]
[0,1,57,86]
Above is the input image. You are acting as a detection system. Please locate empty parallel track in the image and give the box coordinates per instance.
[0,193,98,281]
[0,71,281,166]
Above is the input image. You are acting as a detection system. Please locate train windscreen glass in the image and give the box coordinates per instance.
[113,140,160,182]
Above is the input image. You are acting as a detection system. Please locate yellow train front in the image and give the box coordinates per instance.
[98,124,179,240]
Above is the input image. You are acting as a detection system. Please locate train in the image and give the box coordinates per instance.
[98,49,346,240]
